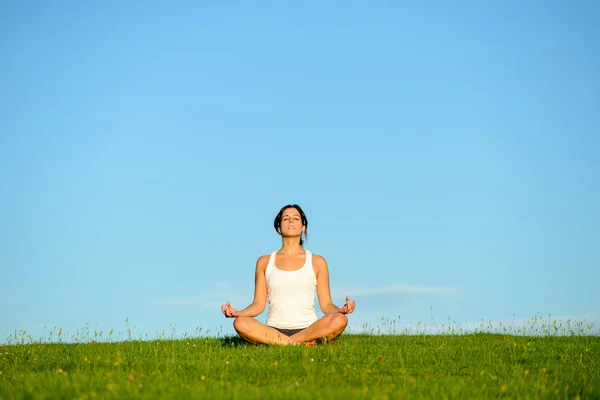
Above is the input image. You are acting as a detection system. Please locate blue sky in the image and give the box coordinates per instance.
[1,1,599,341]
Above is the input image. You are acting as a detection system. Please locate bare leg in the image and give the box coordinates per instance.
[290,313,348,343]
[233,317,306,346]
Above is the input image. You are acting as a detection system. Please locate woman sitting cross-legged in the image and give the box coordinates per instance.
[221,204,356,346]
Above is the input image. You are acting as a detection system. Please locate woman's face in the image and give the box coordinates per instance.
[279,208,305,237]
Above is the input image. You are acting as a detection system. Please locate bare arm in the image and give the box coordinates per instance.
[221,256,268,318]
[314,255,355,315]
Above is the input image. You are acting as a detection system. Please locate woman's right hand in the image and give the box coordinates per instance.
[221,301,239,318]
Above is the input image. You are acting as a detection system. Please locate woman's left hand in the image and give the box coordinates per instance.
[339,296,356,314]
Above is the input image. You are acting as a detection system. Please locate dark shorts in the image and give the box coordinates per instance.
[269,326,327,344]
[270,326,306,337]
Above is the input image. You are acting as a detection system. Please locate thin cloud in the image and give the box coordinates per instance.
[156,298,203,307]
[157,284,459,310]
[337,284,460,297]
[156,284,252,310]
[154,298,226,309]
[0,291,13,301]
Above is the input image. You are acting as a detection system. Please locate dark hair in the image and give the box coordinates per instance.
[274,204,308,246]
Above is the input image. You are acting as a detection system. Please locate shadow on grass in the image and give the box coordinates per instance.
[220,335,250,347]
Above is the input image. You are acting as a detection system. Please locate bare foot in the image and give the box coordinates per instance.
[304,340,317,347]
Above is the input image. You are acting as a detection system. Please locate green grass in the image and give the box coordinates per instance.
[1,332,599,399]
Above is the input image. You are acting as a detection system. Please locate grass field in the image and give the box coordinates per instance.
[1,321,599,399]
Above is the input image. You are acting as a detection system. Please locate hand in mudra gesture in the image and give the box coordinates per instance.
[221,302,239,318]
[339,296,356,314]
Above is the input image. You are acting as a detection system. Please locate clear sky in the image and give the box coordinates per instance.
[1,1,599,341]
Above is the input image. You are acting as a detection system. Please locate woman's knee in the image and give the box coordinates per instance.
[331,313,348,330]
[233,316,251,333]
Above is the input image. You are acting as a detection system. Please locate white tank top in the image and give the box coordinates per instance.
[265,250,318,329]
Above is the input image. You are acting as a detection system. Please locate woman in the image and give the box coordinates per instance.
[221,204,356,345]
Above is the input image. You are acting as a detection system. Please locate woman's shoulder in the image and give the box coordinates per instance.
[256,253,274,270]
[310,252,327,266]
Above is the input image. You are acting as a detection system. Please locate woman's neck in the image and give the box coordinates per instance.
[279,238,303,254]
